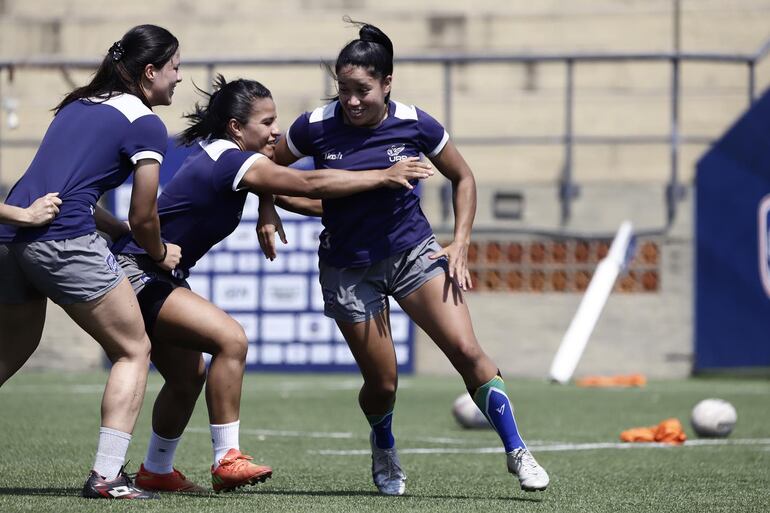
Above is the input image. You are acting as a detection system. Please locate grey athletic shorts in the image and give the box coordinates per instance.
[0,232,124,305]
[116,253,189,296]
[319,235,448,323]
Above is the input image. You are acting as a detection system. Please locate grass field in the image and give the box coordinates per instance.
[0,371,768,512]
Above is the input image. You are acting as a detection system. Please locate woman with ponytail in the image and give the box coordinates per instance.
[101,74,433,493]
[264,19,550,496]
[0,25,181,499]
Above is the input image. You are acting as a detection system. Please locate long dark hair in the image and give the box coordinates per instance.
[179,74,273,145]
[54,24,178,114]
[330,18,394,104]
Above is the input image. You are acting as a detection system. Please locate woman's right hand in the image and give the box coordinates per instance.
[24,193,62,226]
[156,242,182,272]
[383,157,434,190]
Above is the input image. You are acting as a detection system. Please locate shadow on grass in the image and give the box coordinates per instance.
[0,487,546,504]
[0,487,81,497]
[255,489,545,503]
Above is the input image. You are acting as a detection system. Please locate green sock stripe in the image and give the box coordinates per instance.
[472,375,506,412]
[366,410,394,427]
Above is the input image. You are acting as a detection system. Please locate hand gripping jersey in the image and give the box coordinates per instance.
[114,139,265,277]
[285,100,449,268]
[0,94,167,243]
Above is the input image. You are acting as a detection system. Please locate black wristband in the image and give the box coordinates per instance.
[152,242,167,263]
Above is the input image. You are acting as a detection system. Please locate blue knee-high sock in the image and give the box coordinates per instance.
[367,411,395,450]
[471,375,526,452]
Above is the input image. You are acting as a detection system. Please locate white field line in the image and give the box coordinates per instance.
[308,438,770,456]
[182,426,770,454]
[185,427,473,445]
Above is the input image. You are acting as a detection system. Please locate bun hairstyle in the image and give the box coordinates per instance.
[55,24,178,113]
[180,74,272,145]
[333,17,394,103]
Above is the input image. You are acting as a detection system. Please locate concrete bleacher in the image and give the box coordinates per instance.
[1,0,769,377]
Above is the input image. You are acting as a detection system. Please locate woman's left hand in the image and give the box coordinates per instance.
[257,201,287,260]
[429,239,473,291]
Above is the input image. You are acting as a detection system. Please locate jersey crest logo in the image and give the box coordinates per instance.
[387,144,406,157]
[387,144,410,163]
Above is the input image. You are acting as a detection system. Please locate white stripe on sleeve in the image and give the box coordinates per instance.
[427,131,450,158]
[285,132,307,159]
[232,153,266,191]
[131,150,164,165]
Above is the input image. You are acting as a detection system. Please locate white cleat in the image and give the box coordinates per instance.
[370,433,407,496]
[507,448,549,492]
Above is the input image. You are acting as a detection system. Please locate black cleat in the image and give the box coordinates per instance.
[81,466,160,499]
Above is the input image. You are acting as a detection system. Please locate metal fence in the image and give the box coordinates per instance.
[2,39,769,236]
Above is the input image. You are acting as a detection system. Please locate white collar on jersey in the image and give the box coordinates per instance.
[199,138,240,161]
[84,93,154,122]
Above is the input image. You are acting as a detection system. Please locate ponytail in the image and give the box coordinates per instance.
[179,74,272,146]
[331,18,394,103]
[54,24,178,114]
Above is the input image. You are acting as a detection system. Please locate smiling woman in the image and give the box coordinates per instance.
[99,73,434,494]
[0,24,182,500]
[263,18,550,497]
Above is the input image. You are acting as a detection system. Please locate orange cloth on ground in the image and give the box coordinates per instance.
[576,373,647,387]
[620,418,687,445]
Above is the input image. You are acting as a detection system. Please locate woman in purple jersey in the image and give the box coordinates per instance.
[0,193,61,226]
[95,75,433,494]
[262,20,550,496]
[0,25,182,499]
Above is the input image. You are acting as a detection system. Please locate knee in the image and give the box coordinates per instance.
[446,339,485,367]
[217,323,249,361]
[114,333,152,364]
[363,376,398,402]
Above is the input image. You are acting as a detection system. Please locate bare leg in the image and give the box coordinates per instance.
[397,273,497,389]
[336,308,399,415]
[149,342,206,438]
[64,278,151,433]
[152,287,247,424]
[0,298,47,386]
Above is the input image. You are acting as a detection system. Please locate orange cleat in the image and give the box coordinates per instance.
[135,464,206,493]
[211,448,272,493]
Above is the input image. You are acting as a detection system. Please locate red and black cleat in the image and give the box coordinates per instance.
[81,467,160,499]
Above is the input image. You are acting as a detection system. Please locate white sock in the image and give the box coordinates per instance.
[92,427,132,480]
[210,420,240,470]
[143,431,181,474]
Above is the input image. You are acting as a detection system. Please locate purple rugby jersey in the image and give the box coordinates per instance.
[285,100,449,268]
[0,94,167,243]
[114,139,265,277]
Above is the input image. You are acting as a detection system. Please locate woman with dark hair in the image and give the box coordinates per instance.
[0,24,181,499]
[100,74,433,493]
[262,20,550,496]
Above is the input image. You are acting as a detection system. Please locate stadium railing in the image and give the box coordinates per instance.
[1,39,769,237]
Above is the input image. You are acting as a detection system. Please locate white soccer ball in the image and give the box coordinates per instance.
[452,392,490,429]
[690,398,737,438]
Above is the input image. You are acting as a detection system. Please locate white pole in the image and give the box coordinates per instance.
[548,221,635,384]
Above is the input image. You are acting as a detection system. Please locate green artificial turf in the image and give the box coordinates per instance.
[0,372,768,512]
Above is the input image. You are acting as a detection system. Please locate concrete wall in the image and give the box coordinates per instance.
[1,0,768,377]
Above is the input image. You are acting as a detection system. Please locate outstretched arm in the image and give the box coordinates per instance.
[239,156,432,198]
[427,140,477,290]
[0,193,61,227]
